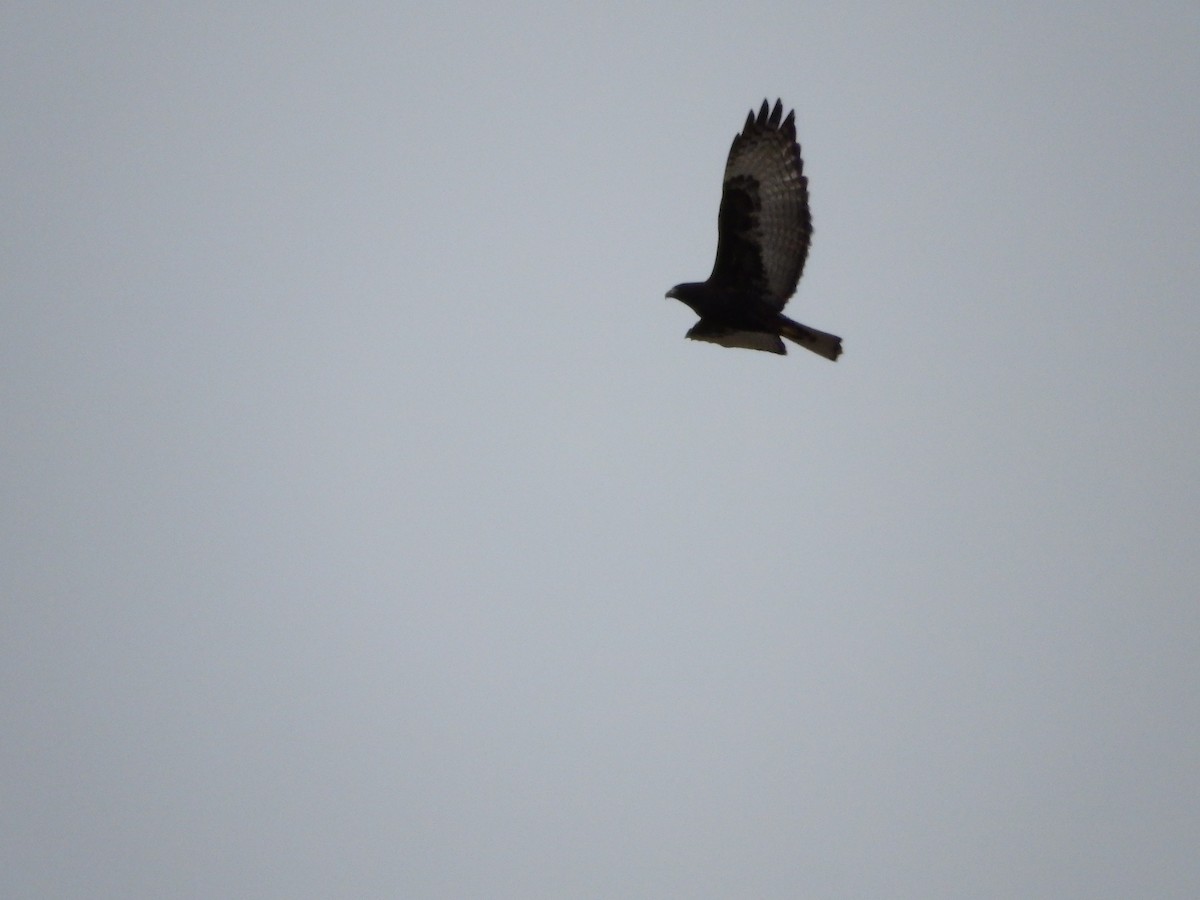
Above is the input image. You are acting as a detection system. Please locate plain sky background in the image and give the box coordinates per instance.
[3,3,1198,897]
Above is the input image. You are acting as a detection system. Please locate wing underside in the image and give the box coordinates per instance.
[709,100,811,310]
[686,320,786,354]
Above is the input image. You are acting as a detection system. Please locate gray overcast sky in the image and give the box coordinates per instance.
[3,3,1198,897]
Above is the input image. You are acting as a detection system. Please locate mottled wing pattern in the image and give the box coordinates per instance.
[709,99,811,310]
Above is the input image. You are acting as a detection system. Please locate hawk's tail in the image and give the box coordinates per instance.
[779,316,843,361]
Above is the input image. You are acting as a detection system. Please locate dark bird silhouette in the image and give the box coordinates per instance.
[667,99,842,360]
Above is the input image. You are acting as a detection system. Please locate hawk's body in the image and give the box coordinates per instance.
[667,100,842,360]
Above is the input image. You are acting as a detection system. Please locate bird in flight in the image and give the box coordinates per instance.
[667,99,842,360]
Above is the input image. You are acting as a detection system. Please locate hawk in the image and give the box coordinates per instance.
[667,99,842,360]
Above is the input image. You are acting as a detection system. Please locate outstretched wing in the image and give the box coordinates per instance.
[709,99,812,310]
